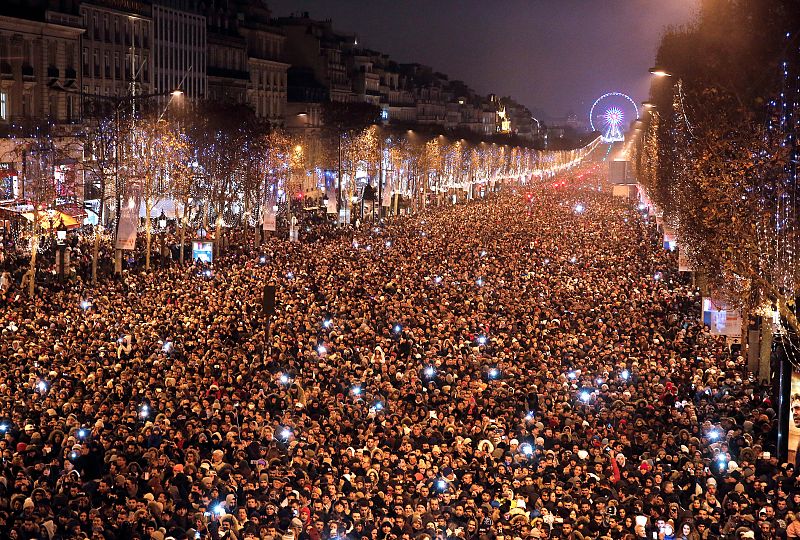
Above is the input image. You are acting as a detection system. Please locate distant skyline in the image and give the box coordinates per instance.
[268,0,698,120]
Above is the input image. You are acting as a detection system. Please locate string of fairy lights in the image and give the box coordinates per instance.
[636,32,800,367]
[764,36,800,366]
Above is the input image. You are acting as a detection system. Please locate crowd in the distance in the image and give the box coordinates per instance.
[0,178,791,540]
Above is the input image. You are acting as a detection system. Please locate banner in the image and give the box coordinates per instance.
[382,177,392,208]
[663,227,676,251]
[115,179,141,250]
[262,186,276,231]
[701,297,742,338]
[325,172,337,214]
[678,245,693,272]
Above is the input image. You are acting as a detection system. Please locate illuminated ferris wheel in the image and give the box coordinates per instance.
[589,92,639,143]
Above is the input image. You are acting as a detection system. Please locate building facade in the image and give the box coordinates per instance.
[152,4,206,101]
[79,0,153,100]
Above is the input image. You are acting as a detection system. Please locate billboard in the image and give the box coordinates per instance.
[192,241,213,263]
[789,374,800,466]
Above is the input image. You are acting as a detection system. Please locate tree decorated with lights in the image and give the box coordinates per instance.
[126,118,187,271]
[642,0,800,341]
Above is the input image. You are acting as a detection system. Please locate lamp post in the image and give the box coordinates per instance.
[158,210,167,268]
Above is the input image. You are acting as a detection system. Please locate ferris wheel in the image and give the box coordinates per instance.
[589,92,639,143]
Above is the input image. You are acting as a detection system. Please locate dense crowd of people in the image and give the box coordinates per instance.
[0,180,788,540]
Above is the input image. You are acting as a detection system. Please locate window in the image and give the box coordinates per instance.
[49,94,58,118]
[66,43,75,70]
[93,14,99,40]
[114,52,120,79]
[82,47,89,74]
[104,51,109,78]
[66,95,74,122]
[48,41,57,68]
[0,92,7,121]
[114,18,119,43]
[93,49,99,77]
[104,14,109,42]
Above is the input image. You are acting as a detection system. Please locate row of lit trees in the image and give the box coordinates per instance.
[4,100,597,295]
[631,0,800,338]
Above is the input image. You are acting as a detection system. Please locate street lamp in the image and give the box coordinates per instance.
[649,66,673,77]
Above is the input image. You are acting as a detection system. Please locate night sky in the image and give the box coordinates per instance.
[268,0,698,122]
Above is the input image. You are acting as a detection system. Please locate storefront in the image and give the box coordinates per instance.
[0,162,18,201]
